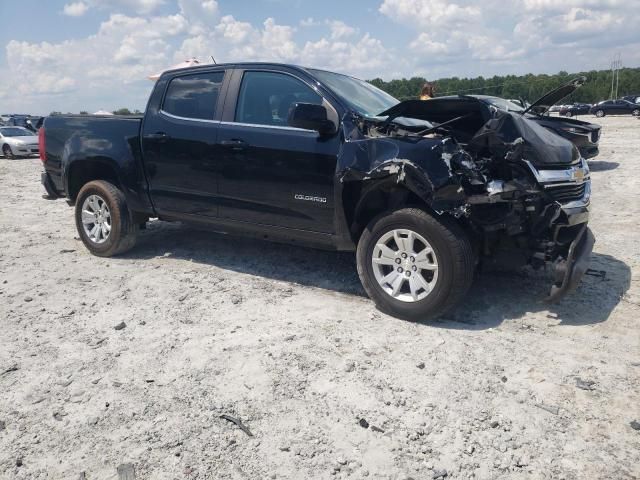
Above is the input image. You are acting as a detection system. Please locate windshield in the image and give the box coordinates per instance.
[308,68,399,117]
[482,97,525,113]
[0,127,34,137]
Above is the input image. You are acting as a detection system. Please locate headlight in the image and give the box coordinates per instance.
[13,140,25,146]
[562,127,588,135]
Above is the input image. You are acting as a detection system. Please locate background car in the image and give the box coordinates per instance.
[7,115,43,132]
[621,94,640,104]
[0,126,39,158]
[590,99,640,117]
[559,103,592,117]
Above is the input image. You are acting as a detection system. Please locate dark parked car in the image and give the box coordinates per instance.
[621,95,640,104]
[431,78,601,160]
[559,103,592,117]
[39,62,594,320]
[7,115,43,132]
[590,100,640,117]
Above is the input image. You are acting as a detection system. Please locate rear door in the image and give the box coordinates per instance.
[216,68,340,233]
[141,69,227,217]
[612,100,627,114]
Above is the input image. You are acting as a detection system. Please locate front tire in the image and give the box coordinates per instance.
[565,111,573,118]
[2,144,14,159]
[75,180,138,257]
[595,109,605,117]
[632,109,640,117]
[356,208,475,321]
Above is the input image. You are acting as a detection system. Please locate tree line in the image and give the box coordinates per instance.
[368,67,640,103]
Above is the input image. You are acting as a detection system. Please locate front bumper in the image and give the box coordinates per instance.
[547,225,595,301]
[526,158,594,300]
[12,144,39,155]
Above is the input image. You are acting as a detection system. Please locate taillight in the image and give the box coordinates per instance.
[38,127,46,163]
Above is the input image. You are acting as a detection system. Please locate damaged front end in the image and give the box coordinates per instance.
[338,101,594,302]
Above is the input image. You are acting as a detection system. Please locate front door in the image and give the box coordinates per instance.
[141,70,226,217]
[217,70,339,233]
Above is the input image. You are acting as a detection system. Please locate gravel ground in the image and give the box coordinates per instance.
[1,116,639,480]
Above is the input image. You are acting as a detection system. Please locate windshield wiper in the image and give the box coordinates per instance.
[415,113,473,136]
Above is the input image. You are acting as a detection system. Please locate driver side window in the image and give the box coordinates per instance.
[235,71,322,127]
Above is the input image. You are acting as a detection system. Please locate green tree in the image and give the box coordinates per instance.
[368,67,640,104]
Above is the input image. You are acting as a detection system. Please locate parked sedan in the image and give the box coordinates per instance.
[590,100,640,117]
[559,103,592,117]
[0,126,39,158]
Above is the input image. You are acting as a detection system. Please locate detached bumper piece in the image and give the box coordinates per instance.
[41,172,60,199]
[547,224,595,302]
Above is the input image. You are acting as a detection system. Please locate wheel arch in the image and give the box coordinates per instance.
[343,178,442,243]
[66,158,122,201]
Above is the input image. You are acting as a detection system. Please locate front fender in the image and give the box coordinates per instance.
[338,134,468,212]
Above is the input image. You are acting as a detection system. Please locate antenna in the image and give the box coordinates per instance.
[211,56,217,64]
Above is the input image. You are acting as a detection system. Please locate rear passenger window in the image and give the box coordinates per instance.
[235,71,322,126]
[162,71,224,120]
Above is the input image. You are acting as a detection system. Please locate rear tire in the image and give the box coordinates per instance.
[75,180,138,257]
[595,110,605,117]
[356,208,475,321]
[632,109,640,117]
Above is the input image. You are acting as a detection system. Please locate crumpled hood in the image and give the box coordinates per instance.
[377,98,470,123]
[469,111,580,166]
[377,97,578,165]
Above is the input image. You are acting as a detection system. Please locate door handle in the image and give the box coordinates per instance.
[144,132,169,142]
[220,139,248,151]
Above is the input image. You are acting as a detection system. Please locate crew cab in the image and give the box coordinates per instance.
[40,63,594,320]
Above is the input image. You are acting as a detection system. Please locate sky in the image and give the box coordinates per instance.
[1,0,639,115]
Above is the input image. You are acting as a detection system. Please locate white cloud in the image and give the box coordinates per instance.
[62,2,89,16]
[92,0,165,13]
[327,20,358,40]
[379,0,481,29]
[2,0,639,114]
[380,0,640,77]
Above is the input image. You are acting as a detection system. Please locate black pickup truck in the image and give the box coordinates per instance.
[40,63,594,320]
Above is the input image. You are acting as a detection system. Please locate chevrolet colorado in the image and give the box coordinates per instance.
[40,63,594,320]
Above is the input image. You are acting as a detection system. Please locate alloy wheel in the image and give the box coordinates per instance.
[371,229,438,302]
[81,194,112,244]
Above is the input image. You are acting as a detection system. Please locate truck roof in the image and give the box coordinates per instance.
[161,62,308,75]
[158,62,355,80]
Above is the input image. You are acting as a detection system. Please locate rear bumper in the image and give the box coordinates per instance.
[41,171,61,199]
[547,224,595,302]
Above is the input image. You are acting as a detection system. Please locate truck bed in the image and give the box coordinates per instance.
[41,114,153,214]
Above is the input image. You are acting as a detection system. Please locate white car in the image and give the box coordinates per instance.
[0,126,39,158]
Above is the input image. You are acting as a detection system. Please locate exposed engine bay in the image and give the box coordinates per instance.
[339,97,594,301]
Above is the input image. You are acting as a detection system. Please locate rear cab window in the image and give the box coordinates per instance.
[234,71,322,127]
[162,71,225,120]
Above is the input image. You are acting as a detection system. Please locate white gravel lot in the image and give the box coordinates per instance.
[1,116,639,480]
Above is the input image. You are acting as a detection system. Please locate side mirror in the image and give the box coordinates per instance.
[288,103,336,136]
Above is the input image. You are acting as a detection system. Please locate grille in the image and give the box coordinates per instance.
[546,183,586,203]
